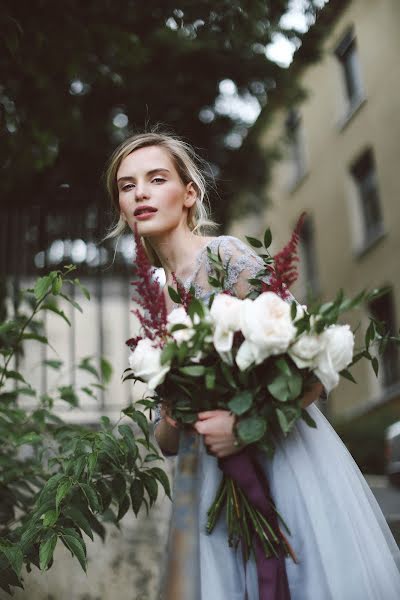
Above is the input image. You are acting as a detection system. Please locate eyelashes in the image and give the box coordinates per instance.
[121,178,166,191]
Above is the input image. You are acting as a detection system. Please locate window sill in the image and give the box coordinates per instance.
[354,227,386,259]
[337,94,367,132]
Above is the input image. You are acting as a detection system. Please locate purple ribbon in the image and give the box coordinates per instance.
[219,449,291,600]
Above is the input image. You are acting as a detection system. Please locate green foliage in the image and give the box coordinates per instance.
[0,0,328,228]
[0,269,170,595]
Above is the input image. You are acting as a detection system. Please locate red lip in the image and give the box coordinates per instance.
[134,205,158,216]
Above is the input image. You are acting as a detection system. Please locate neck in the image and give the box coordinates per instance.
[145,227,210,284]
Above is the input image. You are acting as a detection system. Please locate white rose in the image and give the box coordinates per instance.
[239,292,296,366]
[314,324,354,393]
[128,338,170,390]
[210,294,242,356]
[289,333,325,369]
[236,339,260,371]
[210,294,242,331]
[167,307,195,345]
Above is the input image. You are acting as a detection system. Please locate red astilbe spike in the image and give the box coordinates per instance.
[262,212,306,299]
[126,225,168,347]
[171,271,192,311]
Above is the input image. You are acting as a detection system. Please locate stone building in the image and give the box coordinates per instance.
[229,0,400,421]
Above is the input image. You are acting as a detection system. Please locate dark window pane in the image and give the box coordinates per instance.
[369,290,400,388]
[350,149,383,242]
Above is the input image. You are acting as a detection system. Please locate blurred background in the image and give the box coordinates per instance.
[1,0,399,598]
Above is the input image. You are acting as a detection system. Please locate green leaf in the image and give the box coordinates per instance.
[130,479,144,516]
[340,369,357,384]
[148,467,172,500]
[245,236,262,248]
[228,391,253,415]
[73,278,90,300]
[78,357,99,379]
[205,368,216,390]
[79,483,100,512]
[34,275,52,300]
[59,292,83,313]
[16,432,42,446]
[220,362,237,389]
[39,533,57,571]
[56,479,73,512]
[0,541,23,577]
[161,342,176,365]
[21,332,48,344]
[61,534,87,573]
[40,303,71,326]
[100,357,112,384]
[276,358,292,378]
[122,408,149,444]
[168,286,181,304]
[42,509,58,527]
[117,494,130,521]
[267,375,290,402]
[237,416,266,444]
[141,472,158,507]
[275,408,290,434]
[44,359,63,370]
[301,409,317,428]
[371,357,379,377]
[179,365,205,377]
[52,274,63,295]
[118,424,138,459]
[59,385,79,406]
[64,507,94,541]
[263,228,272,249]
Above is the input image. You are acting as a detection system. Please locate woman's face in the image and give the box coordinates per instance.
[117,145,196,238]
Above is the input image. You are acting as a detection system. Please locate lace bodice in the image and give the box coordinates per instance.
[174,235,266,303]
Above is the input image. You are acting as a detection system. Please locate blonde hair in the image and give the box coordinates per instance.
[104,131,218,266]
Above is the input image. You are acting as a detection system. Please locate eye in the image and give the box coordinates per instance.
[121,183,135,191]
[152,177,166,184]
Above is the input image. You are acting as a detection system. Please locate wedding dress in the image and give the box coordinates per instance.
[154,235,400,600]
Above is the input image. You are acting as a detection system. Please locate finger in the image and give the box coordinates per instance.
[165,414,179,428]
[196,411,218,420]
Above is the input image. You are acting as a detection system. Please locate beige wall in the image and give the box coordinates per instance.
[230,0,400,419]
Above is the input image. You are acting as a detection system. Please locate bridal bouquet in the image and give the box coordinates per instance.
[125,218,396,566]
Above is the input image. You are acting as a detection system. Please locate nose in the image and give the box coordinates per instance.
[135,181,150,201]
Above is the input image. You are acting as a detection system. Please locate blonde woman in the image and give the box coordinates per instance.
[105,132,400,599]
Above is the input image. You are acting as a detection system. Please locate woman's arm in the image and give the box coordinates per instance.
[154,405,180,456]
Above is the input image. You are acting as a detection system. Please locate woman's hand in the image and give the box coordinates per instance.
[193,410,241,458]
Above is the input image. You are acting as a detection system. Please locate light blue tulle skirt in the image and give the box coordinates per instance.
[186,404,400,600]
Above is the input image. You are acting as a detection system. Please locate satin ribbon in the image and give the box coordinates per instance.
[219,449,291,600]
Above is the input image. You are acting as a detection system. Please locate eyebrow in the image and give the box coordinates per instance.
[117,168,170,183]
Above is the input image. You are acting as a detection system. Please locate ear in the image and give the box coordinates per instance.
[183,182,197,208]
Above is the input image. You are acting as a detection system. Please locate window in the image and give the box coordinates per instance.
[335,27,364,110]
[299,216,320,299]
[369,290,400,389]
[285,109,307,188]
[350,148,384,248]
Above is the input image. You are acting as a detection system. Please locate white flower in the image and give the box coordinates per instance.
[210,294,243,356]
[128,338,170,390]
[314,324,354,393]
[289,333,325,369]
[210,294,242,331]
[167,307,195,345]
[237,292,297,369]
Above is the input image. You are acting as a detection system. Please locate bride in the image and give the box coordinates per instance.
[106,131,400,599]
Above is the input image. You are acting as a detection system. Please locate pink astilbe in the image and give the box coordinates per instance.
[126,225,168,349]
[171,272,193,311]
[262,212,306,299]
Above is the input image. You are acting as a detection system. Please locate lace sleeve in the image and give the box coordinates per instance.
[210,235,268,300]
